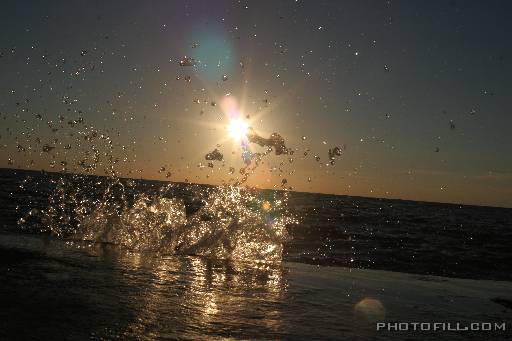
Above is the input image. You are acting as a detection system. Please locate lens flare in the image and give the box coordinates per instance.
[228,119,248,141]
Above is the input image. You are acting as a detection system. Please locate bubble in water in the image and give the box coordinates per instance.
[222,74,228,81]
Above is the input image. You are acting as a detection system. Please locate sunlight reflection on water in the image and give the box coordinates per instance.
[2,234,510,340]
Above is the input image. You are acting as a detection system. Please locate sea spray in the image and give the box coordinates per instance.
[18,173,296,262]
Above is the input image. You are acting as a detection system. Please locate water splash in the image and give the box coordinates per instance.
[20,174,296,263]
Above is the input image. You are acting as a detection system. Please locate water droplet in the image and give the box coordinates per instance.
[205,148,223,161]
[42,145,54,153]
[179,56,195,67]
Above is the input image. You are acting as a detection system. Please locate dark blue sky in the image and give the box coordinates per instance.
[1,0,511,207]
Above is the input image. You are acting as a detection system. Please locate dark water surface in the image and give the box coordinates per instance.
[2,168,511,281]
[1,233,511,340]
[1,168,512,340]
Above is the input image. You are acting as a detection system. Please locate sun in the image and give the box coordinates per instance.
[227,118,249,141]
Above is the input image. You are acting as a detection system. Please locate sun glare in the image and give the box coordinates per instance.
[228,119,249,141]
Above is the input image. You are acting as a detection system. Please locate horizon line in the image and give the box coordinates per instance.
[2,166,511,210]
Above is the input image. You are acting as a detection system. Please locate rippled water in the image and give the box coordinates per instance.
[1,168,512,340]
[2,233,511,340]
[3,168,512,281]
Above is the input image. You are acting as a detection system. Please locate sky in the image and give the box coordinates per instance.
[1,0,511,207]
